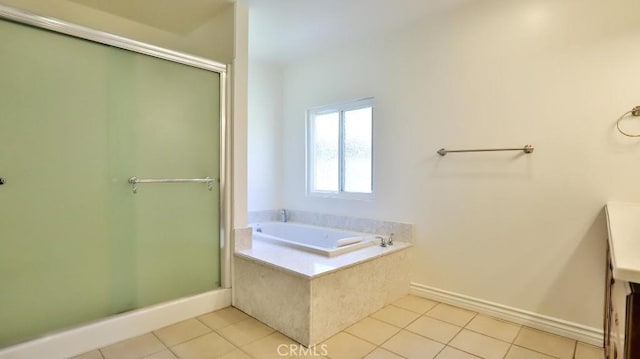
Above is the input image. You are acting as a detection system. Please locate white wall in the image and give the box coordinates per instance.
[279,0,640,329]
[248,58,284,211]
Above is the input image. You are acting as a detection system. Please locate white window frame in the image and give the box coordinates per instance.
[306,97,374,200]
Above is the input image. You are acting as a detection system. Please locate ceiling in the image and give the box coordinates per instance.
[63,0,472,63]
[69,0,234,34]
[246,0,474,64]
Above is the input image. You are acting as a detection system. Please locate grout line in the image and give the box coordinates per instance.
[444,325,514,359]
[402,316,465,346]
[95,298,594,359]
[460,326,519,345]
[512,324,523,343]
[343,325,401,348]
[360,345,377,359]
[432,344,447,359]
[510,344,563,359]
[235,344,255,359]
[193,314,211,328]
[164,329,213,349]
[446,345,485,359]
[166,344,180,359]
[194,308,246,331]
[374,344,408,359]
[369,329,407,358]
[214,322,276,349]
[503,344,511,359]
[466,311,480,326]
[147,332,170,358]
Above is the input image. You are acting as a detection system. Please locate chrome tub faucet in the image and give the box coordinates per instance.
[376,233,394,247]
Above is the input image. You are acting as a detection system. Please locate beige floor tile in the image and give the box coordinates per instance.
[513,327,576,359]
[198,307,250,330]
[575,342,604,359]
[217,349,252,359]
[154,318,212,347]
[216,317,275,347]
[465,315,521,343]
[426,304,477,327]
[406,316,462,344]
[290,352,328,359]
[371,305,421,328]
[504,345,556,359]
[448,329,510,359]
[345,317,401,345]
[364,348,405,359]
[241,332,297,359]
[435,346,481,359]
[101,333,166,359]
[171,332,236,359]
[322,332,376,359]
[393,295,439,314]
[70,350,104,359]
[381,330,445,359]
[143,350,178,359]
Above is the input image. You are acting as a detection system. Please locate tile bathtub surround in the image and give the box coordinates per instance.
[233,227,252,252]
[233,247,410,346]
[73,296,604,359]
[247,210,280,224]
[233,256,311,344]
[237,236,412,279]
[310,248,410,343]
[248,209,414,243]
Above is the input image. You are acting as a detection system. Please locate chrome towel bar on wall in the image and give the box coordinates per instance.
[437,145,534,156]
[128,177,216,194]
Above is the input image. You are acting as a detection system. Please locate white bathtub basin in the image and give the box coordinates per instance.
[251,222,376,257]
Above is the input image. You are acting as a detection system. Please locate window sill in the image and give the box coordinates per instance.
[307,191,374,201]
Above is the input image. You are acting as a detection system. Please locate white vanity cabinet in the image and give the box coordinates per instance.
[605,202,640,359]
[605,247,633,358]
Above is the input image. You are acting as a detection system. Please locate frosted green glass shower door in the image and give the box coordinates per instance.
[0,18,221,347]
[108,46,222,312]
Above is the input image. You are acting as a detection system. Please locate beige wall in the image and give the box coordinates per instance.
[0,0,234,63]
[232,2,249,228]
[277,0,640,329]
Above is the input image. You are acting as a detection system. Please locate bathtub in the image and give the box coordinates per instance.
[251,222,376,257]
[235,221,411,345]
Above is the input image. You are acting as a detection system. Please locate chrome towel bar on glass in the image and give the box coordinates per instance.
[128,177,216,194]
[437,145,534,156]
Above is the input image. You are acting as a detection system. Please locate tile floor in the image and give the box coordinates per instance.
[72,295,604,359]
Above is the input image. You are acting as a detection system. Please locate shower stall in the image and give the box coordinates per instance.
[0,4,228,351]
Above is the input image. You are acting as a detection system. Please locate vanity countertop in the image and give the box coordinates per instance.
[606,202,640,283]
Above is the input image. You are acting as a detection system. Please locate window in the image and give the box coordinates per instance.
[307,98,373,198]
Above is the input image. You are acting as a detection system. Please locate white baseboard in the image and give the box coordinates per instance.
[410,282,603,347]
[0,288,231,359]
